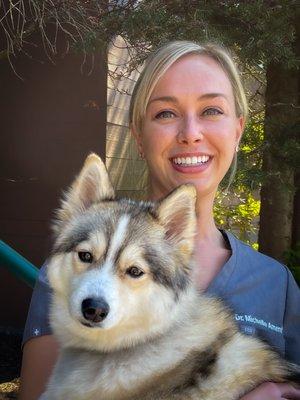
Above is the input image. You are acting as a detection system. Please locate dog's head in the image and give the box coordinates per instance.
[48,154,197,351]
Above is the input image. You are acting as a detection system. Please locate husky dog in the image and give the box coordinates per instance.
[42,154,299,400]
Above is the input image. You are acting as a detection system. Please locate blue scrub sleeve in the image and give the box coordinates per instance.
[22,263,53,347]
[283,269,300,364]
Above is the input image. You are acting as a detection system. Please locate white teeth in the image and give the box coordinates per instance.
[173,156,210,166]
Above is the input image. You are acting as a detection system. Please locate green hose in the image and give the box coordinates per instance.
[0,240,38,288]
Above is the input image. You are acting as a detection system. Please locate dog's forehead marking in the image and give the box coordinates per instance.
[107,214,130,262]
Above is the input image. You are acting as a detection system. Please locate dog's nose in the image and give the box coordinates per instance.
[81,298,110,323]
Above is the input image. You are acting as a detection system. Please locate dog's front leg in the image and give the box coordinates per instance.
[38,393,49,400]
[39,386,80,400]
[159,387,208,400]
[160,385,242,400]
[38,387,64,400]
[38,390,56,400]
[166,392,202,400]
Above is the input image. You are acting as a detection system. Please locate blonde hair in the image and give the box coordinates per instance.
[129,40,248,187]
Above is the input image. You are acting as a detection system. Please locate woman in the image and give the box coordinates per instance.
[19,41,300,400]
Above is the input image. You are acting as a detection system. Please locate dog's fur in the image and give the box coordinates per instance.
[42,154,299,400]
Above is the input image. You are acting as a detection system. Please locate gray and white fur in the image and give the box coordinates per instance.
[41,154,300,400]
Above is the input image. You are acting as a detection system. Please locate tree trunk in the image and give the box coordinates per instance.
[292,172,300,248]
[291,10,300,249]
[258,61,298,262]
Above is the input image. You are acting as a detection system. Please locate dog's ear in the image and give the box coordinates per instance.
[55,153,115,228]
[157,184,197,255]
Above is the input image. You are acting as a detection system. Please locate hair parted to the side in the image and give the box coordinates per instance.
[129,40,248,188]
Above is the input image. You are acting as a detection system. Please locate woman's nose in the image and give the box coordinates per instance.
[177,116,204,144]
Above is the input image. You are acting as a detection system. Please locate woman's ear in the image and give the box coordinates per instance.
[235,116,245,148]
[131,123,144,159]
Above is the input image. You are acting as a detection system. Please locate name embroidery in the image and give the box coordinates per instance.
[235,314,283,334]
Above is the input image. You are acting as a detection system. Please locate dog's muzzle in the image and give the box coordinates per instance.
[81,297,110,325]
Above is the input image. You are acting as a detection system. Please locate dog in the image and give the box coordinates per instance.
[41,153,299,400]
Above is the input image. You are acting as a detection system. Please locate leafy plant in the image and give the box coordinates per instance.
[214,189,260,247]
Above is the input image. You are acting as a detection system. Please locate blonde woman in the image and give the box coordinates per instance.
[19,41,300,400]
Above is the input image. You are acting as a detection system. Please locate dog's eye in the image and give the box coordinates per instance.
[78,251,93,263]
[126,266,144,278]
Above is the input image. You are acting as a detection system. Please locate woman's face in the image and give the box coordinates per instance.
[134,54,244,200]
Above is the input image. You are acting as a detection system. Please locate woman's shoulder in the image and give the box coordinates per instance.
[220,231,299,363]
[22,260,53,347]
[226,231,291,280]
[37,261,50,284]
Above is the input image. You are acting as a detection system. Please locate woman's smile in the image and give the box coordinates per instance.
[170,153,213,174]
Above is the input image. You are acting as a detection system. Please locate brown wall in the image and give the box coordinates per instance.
[0,43,107,329]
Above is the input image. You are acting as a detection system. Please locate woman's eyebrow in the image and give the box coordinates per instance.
[148,93,228,106]
[198,93,228,101]
[148,96,178,105]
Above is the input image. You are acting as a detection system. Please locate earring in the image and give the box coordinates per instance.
[235,144,239,153]
[139,151,145,160]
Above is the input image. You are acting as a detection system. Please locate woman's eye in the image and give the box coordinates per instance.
[155,110,176,119]
[203,108,223,116]
[78,251,93,263]
[126,266,145,278]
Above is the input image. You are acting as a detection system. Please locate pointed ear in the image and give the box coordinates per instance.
[157,184,197,256]
[55,153,115,228]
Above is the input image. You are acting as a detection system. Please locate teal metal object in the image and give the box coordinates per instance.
[0,240,38,288]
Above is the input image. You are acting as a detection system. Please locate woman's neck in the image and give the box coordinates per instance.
[192,190,231,289]
[194,190,225,246]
